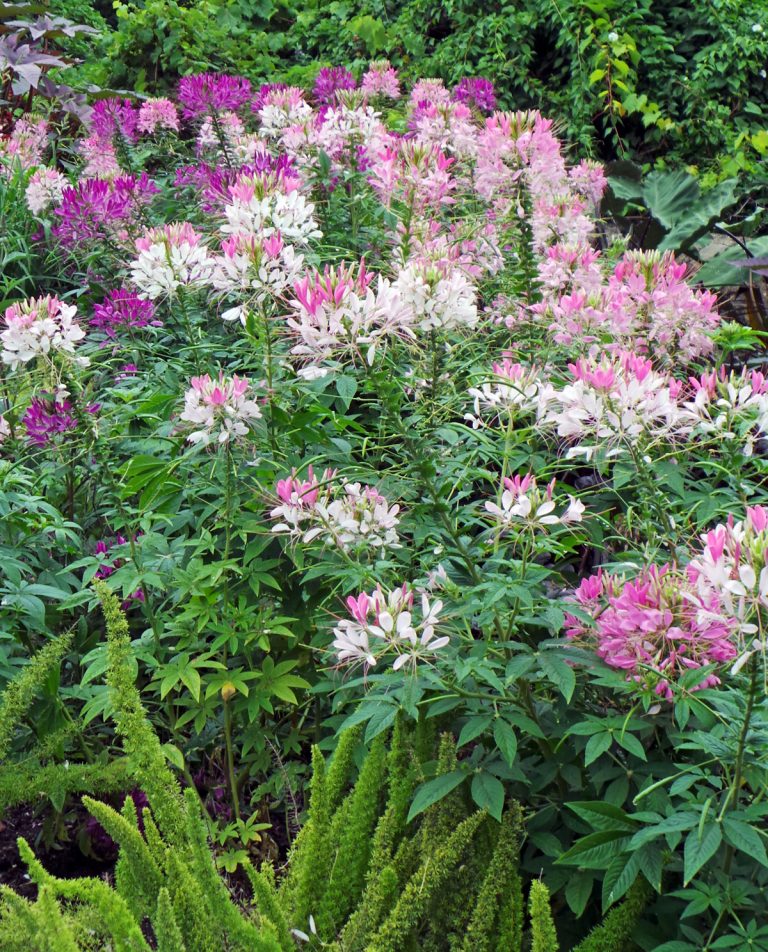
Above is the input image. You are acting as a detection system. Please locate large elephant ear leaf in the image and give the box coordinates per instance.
[642,170,700,230]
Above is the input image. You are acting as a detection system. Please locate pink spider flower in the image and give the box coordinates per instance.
[138,98,179,135]
[567,565,737,699]
[361,60,400,99]
[332,583,447,672]
[179,372,262,446]
[485,472,585,530]
[177,73,253,119]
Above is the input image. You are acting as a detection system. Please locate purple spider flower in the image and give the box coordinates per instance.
[91,289,158,338]
[313,67,356,105]
[23,396,78,446]
[451,77,497,112]
[90,98,140,143]
[177,73,253,119]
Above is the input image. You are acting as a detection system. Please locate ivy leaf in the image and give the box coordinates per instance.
[407,770,465,823]
[683,822,722,884]
[471,772,505,822]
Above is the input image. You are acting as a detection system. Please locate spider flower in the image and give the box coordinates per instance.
[179,372,262,446]
[538,350,685,460]
[361,60,401,99]
[22,395,78,446]
[138,98,179,135]
[1,295,88,370]
[332,584,447,671]
[485,473,585,531]
[26,168,67,216]
[177,73,253,119]
[130,222,214,300]
[313,66,356,104]
[91,290,158,338]
[566,565,737,699]
[270,467,400,553]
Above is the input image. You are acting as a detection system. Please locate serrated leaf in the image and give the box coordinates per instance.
[722,816,768,867]
[683,822,722,884]
[584,732,612,766]
[493,719,518,767]
[458,714,493,748]
[407,770,465,823]
[471,772,504,822]
[538,651,576,701]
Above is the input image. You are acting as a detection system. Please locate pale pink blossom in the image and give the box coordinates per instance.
[361,60,401,100]
[286,260,412,373]
[465,358,541,428]
[210,231,304,322]
[179,372,262,446]
[270,468,400,553]
[392,261,478,333]
[538,350,685,460]
[130,222,214,300]
[221,170,321,245]
[485,473,585,531]
[26,167,67,215]
[137,98,179,135]
[1,295,88,370]
[332,584,447,671]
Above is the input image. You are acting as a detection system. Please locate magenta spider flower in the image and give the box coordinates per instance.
[23,396,78,446]
[91,289,158,338]
[177,73,253,119]
[452,77,497,112]
[313,67,356,104]
[91,98,140,143]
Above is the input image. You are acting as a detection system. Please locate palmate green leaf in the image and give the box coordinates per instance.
[407,770,466,823]
[684,822,722,884]
[471,771,504,822]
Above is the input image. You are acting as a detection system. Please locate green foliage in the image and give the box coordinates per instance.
[530,880,560,952]
[0,630,72,760]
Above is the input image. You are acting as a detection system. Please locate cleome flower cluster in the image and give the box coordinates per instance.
[0,62,762,706]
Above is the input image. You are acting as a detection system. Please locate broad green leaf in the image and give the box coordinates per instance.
[683,822,722,884]
[493,719,518,767]
[458,714,493,749]
[538,651,576,701]
[642,169,700,230]
[407,770,466,823]
[722,816,768,867]
[471,772,505,822]
[565,871,593,917]
[584,732,612,766]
